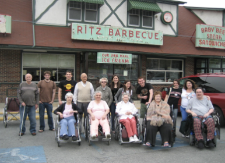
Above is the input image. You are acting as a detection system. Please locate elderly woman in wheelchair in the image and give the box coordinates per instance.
[145,91,173,147]
[87,91,111,140]
[186,87,218,149]
[115,93,141,143]
[54,92,80,142]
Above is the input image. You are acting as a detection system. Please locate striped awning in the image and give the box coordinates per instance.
[67,0,104,5]
[128,0,162,12]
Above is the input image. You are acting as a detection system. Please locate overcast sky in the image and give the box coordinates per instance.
[179,0,225,8]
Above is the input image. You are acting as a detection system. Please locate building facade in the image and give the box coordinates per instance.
[0,0,225,102]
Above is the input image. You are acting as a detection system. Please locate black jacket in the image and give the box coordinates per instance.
[54,103,80,121]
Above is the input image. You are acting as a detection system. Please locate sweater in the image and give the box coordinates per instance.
[96,86,113,106]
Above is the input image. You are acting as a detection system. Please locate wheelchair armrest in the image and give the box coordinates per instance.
[133,113,139,117]
[55,115,60,123]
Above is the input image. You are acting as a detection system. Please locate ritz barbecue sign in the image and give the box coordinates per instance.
[196,24,225,49]
[71,23,163,45]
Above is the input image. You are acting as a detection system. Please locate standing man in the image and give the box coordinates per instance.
[17,73,39,136]
[73,73,94,132]
[58,70,77,105]
[136,77,153,119]
[38,71,56,133]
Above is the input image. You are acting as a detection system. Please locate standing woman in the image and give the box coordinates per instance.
[110,75,123,133]
[96,77,113,107]
[180,79,197,124]
[115,80,133,104]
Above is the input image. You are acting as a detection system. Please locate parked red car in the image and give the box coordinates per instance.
[162,73,225,126]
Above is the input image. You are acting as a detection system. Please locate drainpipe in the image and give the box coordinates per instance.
[32,0,36,48]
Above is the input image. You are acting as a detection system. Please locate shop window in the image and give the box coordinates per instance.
[195,58,207,74]
[68,2,98,23]
[146,58,183,83]
[128,9,153,28]
[22,53,75,82]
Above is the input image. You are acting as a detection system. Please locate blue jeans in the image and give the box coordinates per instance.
[39,103,54,130]
[60,116,76,137]
[110,102,116,131]
[180,106,188,121]
[19,105,36,133]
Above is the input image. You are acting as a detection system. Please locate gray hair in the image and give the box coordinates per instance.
[99,77,108,84]
[122,93,130,99]
[25,73,32,78]
[65,92,74,100]
[80,73,87,78]
[93,91,102,98]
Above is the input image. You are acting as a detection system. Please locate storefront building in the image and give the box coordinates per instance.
[0,0,225,102]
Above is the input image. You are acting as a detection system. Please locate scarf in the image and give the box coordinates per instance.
[146,100,173,127]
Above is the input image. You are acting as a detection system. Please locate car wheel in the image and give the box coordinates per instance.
[214,106,225,126]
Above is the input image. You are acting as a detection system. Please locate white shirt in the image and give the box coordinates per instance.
[181,88,196,108]
[73,81,94,104]
[116,101,137,120]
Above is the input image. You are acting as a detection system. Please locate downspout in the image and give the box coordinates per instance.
[32,0,36,48]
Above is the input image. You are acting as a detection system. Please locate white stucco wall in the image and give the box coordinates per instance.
[35,0,67,26]
[156,3,177,36]
[100,0,127,27]
[192,10,223,26]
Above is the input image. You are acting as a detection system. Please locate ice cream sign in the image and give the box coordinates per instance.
[0,14,11,34]
[71,23,163,45]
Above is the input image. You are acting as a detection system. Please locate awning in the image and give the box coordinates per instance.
[67,0,104,5]
[128,0,162,12]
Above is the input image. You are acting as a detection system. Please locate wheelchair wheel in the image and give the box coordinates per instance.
[114,119,119,141]
[3,110,7,128]
[107,141,110,145]
[85,116,89,141]
[57,141,60,147]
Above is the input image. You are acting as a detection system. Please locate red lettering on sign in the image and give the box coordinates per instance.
[142,32,146,39]
[96,27,102,35]
[77,26,82,34]
[89,27,94,35]
[115,29,121,36]
[125,59,129,63]
[148,32,153,39]
[109,29,113,36]
[122,30,127,37]
[136,31,140,38]
[155,33,159,40]
[129,30,133,37]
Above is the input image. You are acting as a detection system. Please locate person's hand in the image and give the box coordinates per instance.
[206,96,210,101]
[115,103,117,106]
[102,114,106,120]
[35,104,38,110]
[49,101,53,104]
[191,112,197,117]
[203,113,209,118]
[145,102,150,105]
[126,111,132,115]
[142,96,147,100]
[21,102,26,106]
[59,101,62,105]
[91,114,95,121]
[59,113,63,119]
[39,101,42,104]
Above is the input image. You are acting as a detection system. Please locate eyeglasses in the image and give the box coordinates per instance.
[101,81,107,83]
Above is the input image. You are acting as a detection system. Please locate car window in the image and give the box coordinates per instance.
[204,77,225,93]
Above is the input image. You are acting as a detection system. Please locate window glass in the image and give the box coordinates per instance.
[23,68,40,81]
[146,59,159,69]
[171,60,182,70]
[85,3,97,22]
[142,11,153,28]
[41,69,57,81]
[147,71,165,82]
[222,59,225,68]
[58,54,75,68]
[196,69,206,73]
[209,59,221,68]
[23,53,40,67]
[159,60,171,70]
[204,77,225,93]
[88,52,97,60]
[69,2,82,20]
[166,72,182,82]
[129,9,140,26]
[41,54,58,68]
[196,59,206,68]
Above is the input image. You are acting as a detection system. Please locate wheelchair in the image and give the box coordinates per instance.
[3,97,20,128]
[188,112,220,148]
[142,105,175,147]
[54,114,81,147]
[85,114,111,146]
[114,113,142,145]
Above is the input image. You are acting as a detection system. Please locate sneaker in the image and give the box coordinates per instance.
[19,133,24,136]
[186,135,189,138]
[105,133,111,139]
[197,140,205,149]
[91,135,96,139]
[182,134,185,138]
[206,140,215,148]
[72,136,78,141]
[62,135,69,140]
[129,137,135,142]
[133,135,139,142]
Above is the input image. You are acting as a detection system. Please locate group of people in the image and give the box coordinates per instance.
[17,71,216,148]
